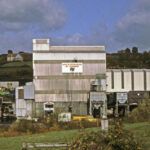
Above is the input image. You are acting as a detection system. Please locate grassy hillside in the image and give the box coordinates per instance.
[0,61,33,85]
[0,122,150,150]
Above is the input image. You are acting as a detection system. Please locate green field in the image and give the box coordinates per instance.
[0,61,32,68]
[0,61,33,85]
[0,122,150,150]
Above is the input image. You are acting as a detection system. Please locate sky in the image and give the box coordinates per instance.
[0,0,150,53]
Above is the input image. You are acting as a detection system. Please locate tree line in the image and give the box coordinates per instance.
[107,47,150,69]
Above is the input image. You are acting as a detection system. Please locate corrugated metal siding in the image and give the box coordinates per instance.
[34,79,91,91]
[33,53,106,61]
[106,69,150,92]
[24,85,35,99]
[124,72,132,91]
[15,88,18,99]
[16,99,26,109]
[147,72,150,90]
[34,63,105,76]
[16,109,26,117]
[134,72,144,91]
[114,72,122,90]
[33,41,106,114]
[35,94,88,102]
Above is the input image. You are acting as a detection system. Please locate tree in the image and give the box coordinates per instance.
[132,47,138,54]
[8,50,13,54]
[125,48,131,54]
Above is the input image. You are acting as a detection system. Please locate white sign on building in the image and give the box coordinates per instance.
[62,63,83,73]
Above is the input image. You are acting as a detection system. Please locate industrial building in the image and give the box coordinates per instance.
[15,82,35,119]
[5,39,150,120]
[106,69,150,117]
[106,69,150,92]
[33,39,107,117]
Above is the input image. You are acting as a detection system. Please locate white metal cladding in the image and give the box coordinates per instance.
[16,109,26,117]
[106,71,112,92]
[34,79,91,91]
[90,92,106,101]
[33,39,106,103]
[124,71,132,91]
[147,72,150,90]
[134,71,144,91]
[33,39,50,51]
[33,63,106,76]
[16,99,26,109]
[106,69,150,92]
[114,72,122,91]
[35,94,88,102]
[24,84,35,99]
[33,53,106,61]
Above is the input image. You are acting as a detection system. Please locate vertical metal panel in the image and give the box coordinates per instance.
[114,71,122,90]
[134,71,144,91]
[147,71,150,90]
[16,99,26,109]
[121,71,124,89]
[124,71,132,91]
[34,63,106,76]
[24,85,35,99]
[34,79,91,91]
[144,71,147,91]
[106,71,112,92]
[111,71,114,89]
[16,109,26,117]
[33,53,106,61]
[15,88,18,99]
[131,71,134,91]
[26,100,33,117]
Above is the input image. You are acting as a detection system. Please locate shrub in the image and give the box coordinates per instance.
[125,98,150,123]
[69,120,143,150]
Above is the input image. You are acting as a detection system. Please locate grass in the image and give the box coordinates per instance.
[124,122,150,150]
[0,61,32,68]
[0,122,150,150]
[0,128,99,150]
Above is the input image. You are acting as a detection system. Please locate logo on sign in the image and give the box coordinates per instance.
[62,63,83,73]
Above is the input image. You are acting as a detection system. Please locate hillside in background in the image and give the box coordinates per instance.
[107,48,150,69]
[0,48,150,86]
[0,53,33,85]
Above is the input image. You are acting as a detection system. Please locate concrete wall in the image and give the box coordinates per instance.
[106,69,150,92]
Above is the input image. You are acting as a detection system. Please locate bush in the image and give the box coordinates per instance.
[0,114,100,137]
[125,99,150,123]
[69,120,143,150]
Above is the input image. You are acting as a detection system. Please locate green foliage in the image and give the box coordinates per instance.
[69,120,143,150]
[125,99,150,123]
[42,113,99,131]
[107,49,150,69]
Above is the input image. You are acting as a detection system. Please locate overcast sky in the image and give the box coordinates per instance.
[0,0,150,53]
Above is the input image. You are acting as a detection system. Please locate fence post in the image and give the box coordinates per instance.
[22,142,27,150]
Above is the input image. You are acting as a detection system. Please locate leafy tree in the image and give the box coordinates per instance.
[8,50,13,54]
[125,48,131,54]
[132,47,138,54]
